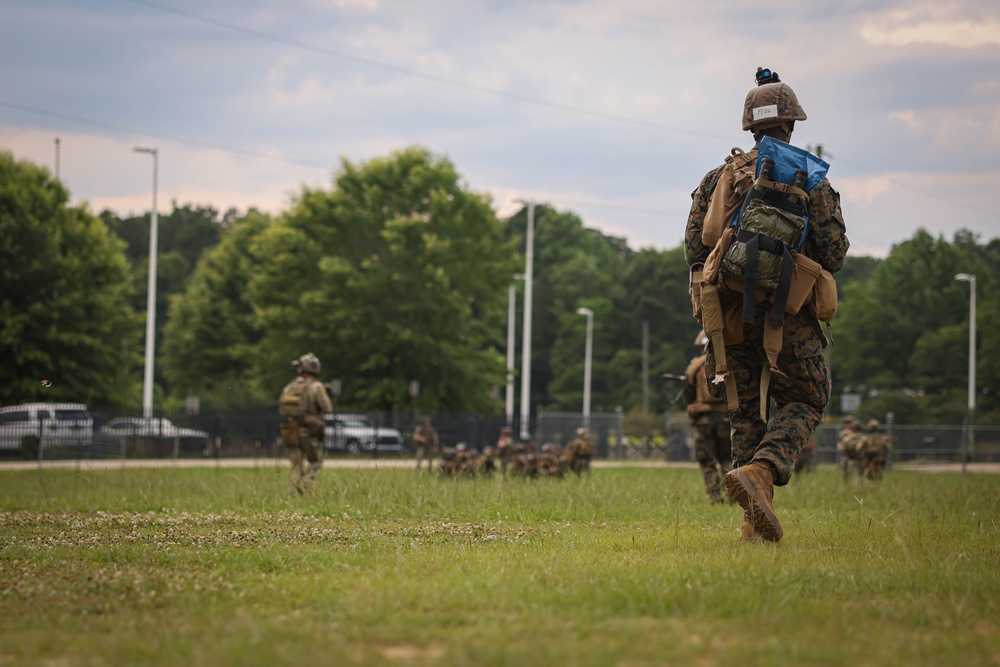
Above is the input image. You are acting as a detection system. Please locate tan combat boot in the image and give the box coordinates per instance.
[724,461,783,542]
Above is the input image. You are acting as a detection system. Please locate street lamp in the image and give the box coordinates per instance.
[576,307,594,429]
[515,200,536,441]
[134,147,159,418]
[954,274,976,415]
[506,274,524,427]
[955,273,976,473]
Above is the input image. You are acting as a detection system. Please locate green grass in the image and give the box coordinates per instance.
[1,465,998,666]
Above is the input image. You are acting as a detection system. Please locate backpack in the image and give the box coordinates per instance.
[278,377,308,419]
[692,136,838,420]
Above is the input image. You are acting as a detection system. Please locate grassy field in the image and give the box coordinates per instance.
[1,464,998,666]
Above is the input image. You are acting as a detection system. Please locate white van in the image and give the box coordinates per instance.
[0,403,94,451]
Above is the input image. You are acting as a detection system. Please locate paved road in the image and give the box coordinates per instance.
[0,458,997,473]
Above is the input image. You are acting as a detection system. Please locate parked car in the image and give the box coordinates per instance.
[0,403,94,453]
[99,417,210,444]
[322,413,403,455]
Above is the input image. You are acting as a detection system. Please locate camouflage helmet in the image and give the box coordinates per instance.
[867,419,881,432]
[742,67,807,131]
[293,352,321,375]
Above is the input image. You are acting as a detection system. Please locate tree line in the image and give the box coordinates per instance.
[1,147,996,424]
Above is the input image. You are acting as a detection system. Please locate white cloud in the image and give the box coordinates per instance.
[888,110,920,131]
[861,6,1000,48]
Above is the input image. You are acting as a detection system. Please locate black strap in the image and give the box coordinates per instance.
[736,230,795,326]
[742,234,760,323]
[770,245,795,326]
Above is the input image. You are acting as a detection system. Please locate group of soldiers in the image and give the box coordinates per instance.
[837,417,893,481]
[433,425,594,480]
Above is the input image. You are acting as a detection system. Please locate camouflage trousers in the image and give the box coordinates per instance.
[288,435,324,494]
[692,411,732,502]
[706,313,830,487]
[841,454,863,482]
[415,444,436,472]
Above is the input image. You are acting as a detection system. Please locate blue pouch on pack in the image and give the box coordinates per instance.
[756,135,830,192]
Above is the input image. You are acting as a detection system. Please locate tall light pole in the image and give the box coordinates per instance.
[576,307,593,429]
[54,137,60,180]
[516,201,536,441]
[955,273,976,472]
[134,147,159,418]
[506,274,524,426]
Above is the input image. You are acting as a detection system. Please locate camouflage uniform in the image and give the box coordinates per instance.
[684,352,732,502]
[279,361,333,495]
[861,420,892,480]
[563,429,593,478]
[537,444,565,477]
[687,167,848,487]
[496,428,517,478]
[837,419,865,482]
[685,70,849,542]
[413,417,439,474]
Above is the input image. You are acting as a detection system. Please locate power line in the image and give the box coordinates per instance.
[0,100,329,169]
[125,0,731,143]
[1,99,681,218]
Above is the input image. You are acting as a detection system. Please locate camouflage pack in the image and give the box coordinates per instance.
[278,377,308,419]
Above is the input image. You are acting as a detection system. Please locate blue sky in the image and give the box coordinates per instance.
[2,0,999,256]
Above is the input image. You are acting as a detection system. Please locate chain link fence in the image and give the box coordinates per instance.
[2,404,996,466]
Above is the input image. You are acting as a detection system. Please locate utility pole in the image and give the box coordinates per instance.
[641,320,649,413]
[505,276,523,426]
[54,137,60,180]
[134,147,159,418]
[516,201,536,441]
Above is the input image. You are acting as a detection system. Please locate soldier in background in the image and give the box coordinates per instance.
[413,415,439,475]
[278,353,332,495]
[837,417,865,483]
[563,427,594,478]
[537,443,565,477]
[684,330,733,504]
[861,419,892,480]
[475,447,498,478]
[496,426,518,478]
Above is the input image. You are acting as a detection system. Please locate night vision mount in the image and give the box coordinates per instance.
[755,67,781,85]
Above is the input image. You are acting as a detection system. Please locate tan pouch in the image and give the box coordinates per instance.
[280,419,300,448]
[784,253,822,315]
[810,269,838,321]
[703,226,735,284]
[721,292,745,345]
[702,147,757,248]
[303,415,326,438]
[690,266,704,323]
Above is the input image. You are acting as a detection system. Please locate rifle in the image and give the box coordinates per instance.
[661,373,686,405]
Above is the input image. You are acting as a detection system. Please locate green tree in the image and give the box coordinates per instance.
[161,211,271,407]
[250,146,519,412]
[0,151,138,406]
[831,228,1000,423]
[610,246,698,413]
[105,203,230,403]
[504,206,629,413]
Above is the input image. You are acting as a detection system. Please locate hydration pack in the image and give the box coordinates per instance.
[278,376,308,419]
